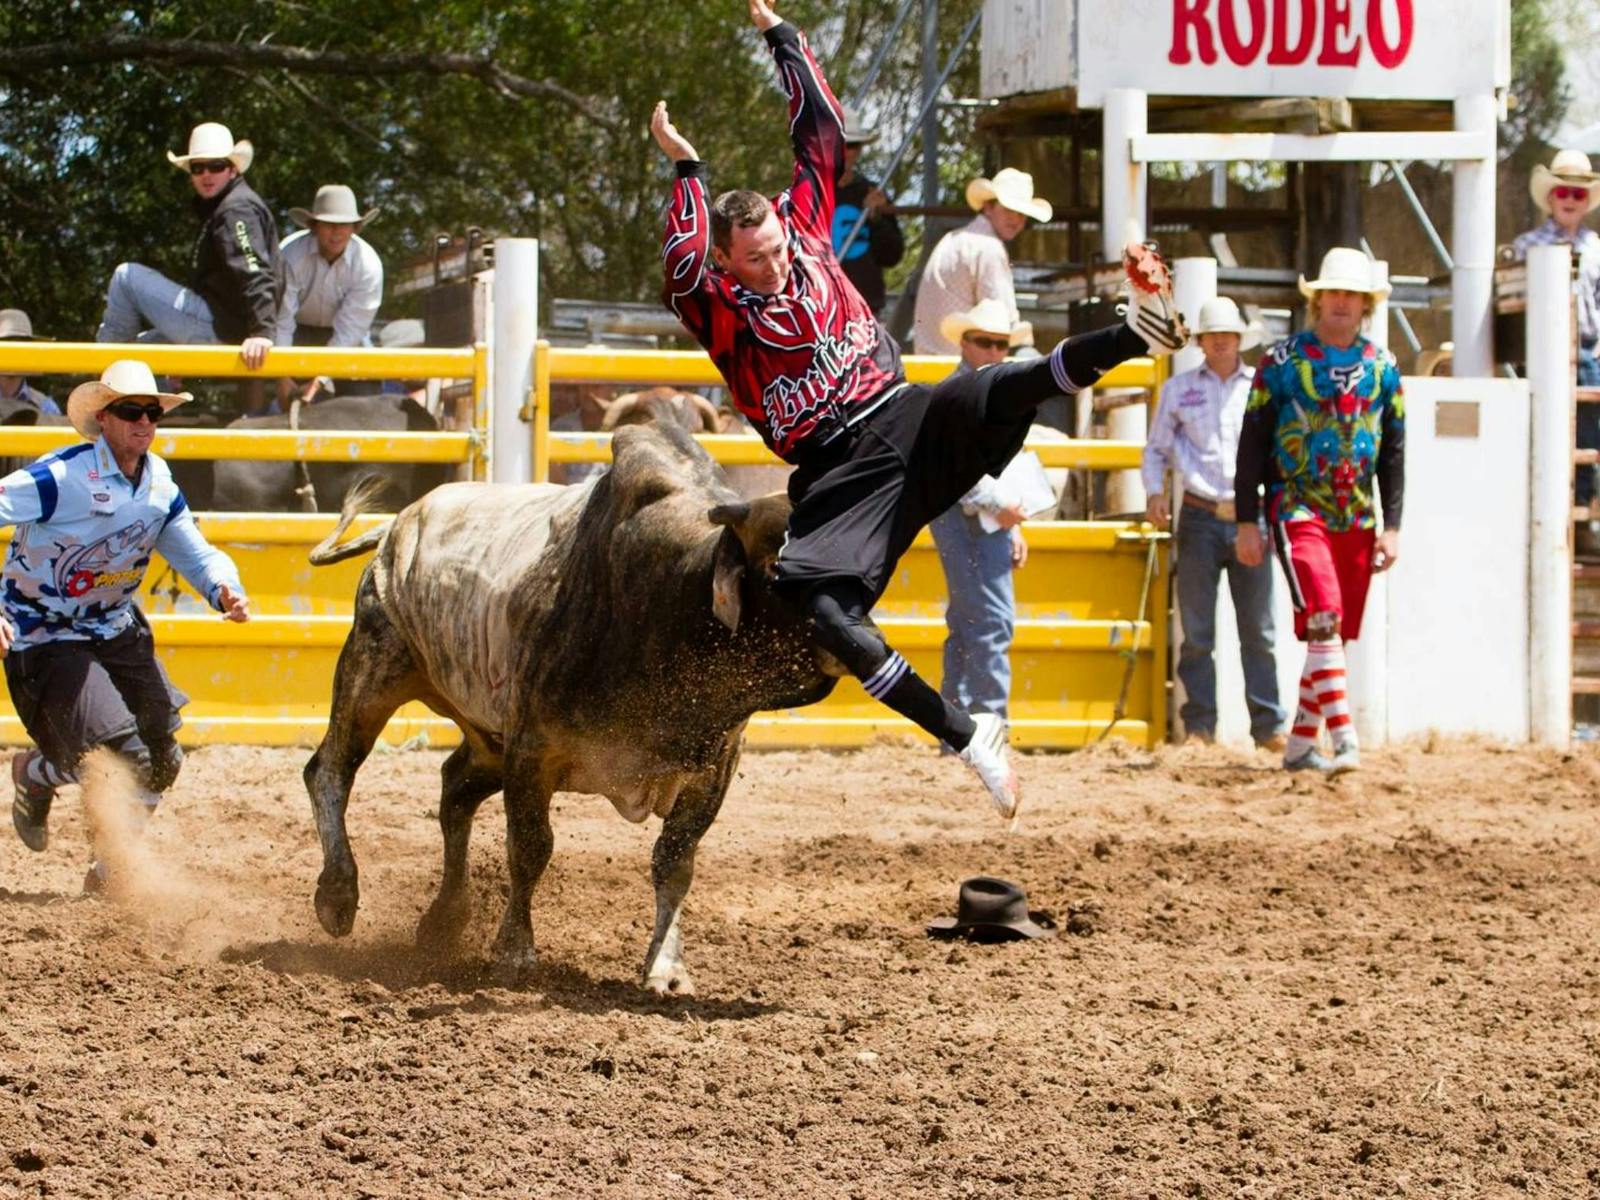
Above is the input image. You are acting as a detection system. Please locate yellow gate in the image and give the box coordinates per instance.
[0,341,1168,750]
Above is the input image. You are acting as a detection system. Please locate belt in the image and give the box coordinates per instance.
[1183,491,1237,521]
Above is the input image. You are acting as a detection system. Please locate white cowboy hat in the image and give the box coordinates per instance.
[290,184,380,228]
[167,122,253,174]
[841,105,878,146]
[0,308,51,342]
[1191,296,1262,351]
[939,298,1017,348]
[1530,148,1600,215]
[1297,246,1391,302]
[965,168,1053,223]
[377,318,425,349]
[66,360,191,441]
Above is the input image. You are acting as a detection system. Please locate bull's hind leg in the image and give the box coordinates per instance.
[643,745,740,997]
[303,585,423,938]
[416,739,502,951]
[491,736,556,984]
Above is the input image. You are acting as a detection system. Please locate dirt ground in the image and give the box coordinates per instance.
[1,737,1598,1198]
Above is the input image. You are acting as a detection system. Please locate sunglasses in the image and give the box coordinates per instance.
[104,401,165,424]
[1554,185,1590,201]
[963,334,1010,352]
[188,160,231,177]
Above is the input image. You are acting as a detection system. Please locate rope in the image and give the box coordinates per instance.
[289,395,318,513]
[1093,532,1161,746]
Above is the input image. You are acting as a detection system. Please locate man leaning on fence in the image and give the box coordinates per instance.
[1142,296,1284,750]
[94,123,279,374]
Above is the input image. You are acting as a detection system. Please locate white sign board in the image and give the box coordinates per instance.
[1078,0,1509,107]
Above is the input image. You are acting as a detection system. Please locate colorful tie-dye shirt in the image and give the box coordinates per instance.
[1234,332,1406,532]
[0,438,242,648]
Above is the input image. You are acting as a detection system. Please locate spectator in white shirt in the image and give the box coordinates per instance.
[1142,297,1284,748]
[912,168,1051,356]
[275,185,384,404]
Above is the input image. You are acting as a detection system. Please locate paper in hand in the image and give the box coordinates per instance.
[978,451,1058,533]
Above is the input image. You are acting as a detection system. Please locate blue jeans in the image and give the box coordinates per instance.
[1578,348,1600,505]
[96,263,220,345]
[1175,505,1284,741]
[930,506,1015,720]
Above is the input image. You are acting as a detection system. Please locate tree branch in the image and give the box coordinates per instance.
[0,34,621,130]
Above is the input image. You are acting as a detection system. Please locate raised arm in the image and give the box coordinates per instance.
[155,491,247,615]
[653,102,716,340]
[757,6,847,242]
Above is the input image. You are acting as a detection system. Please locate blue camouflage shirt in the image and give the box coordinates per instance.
[0,437,242,648]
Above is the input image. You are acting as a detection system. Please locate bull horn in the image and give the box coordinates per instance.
[708,502,751,528]
[597,390,642,431]
[687,395,721,433]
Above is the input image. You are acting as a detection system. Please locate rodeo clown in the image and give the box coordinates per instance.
[1,359,249,891]
[1234,248,1405,776]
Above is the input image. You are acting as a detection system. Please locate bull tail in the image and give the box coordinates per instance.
[308,474,394,566]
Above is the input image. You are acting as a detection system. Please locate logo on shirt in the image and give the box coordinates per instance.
[54,519,152,599]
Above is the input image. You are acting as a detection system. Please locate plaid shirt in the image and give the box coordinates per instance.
[1512,219,1600,346]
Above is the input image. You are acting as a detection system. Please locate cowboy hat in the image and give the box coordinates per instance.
[0,309,52,342]
[377,318,425,349]
[841,105,878,146]
[1191,296,1261,351]
[1530,148,1600,215]
[66,360,191,441]
[926,877,1057,943]
[1297,246,1391,302]
[939,298,1017,349]
[965,167,1053,223]
[167,122,253,174]
[290,184,380,228]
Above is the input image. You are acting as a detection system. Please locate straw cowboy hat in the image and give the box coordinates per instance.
[290,184,380,228]
[0,309,51,342]
[66,360,191,441]
[939,298,1017,348]
[166,122,253,174]
[927,877,1057,943]
[1530,148,1600,215]
[840,105,878,146]
[1298,246,1391,302]
[965,167,1053,223]
[1191,296,1262,351]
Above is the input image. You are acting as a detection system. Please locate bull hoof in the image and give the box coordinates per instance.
[314,868,359,938]
[491,938,539,988]
[644,963,696,998]
[415,894,469,951]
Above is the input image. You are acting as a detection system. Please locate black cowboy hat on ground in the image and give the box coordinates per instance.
[927,876,1057,943]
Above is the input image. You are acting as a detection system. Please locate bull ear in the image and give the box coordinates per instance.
[710,525,745,632]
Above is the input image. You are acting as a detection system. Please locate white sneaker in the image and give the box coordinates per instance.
[959,713,1019,822]
[1328,743,1361,776]
[1120,241,1188,354]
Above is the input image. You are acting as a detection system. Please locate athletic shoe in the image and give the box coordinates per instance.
[82,860,108,898]
[1120,241,1189,354]
[959,713,1020,822]
[1283,747,1332,773]
[1328,744,1361,776]
[11,750,53,853]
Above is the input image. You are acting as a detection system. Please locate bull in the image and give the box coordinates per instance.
[303,421,840,993]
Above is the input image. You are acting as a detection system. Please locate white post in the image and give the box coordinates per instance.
[491,237,539,485]
[1102,88,1148,258]
[1451,93,1497,379]
[1172,257,1217,376]
[1527,244,1573,745]
[1346,260,1390,744]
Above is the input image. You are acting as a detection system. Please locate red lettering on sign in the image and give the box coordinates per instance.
[1266,0,1317,64]
[1366,0,1413,68]
[1317,0,1360,65]
[1169,0,1218,64]
[1219,0,1268,64]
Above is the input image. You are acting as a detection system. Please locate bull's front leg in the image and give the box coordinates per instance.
[643,747,738,997]
[491,741,555,985]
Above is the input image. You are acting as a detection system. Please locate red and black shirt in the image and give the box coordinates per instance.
[661,21,902,463]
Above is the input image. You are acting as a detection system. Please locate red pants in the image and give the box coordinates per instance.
[1274,518,1375,641]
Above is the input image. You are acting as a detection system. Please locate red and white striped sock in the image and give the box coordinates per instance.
[1309,639,1356,752]
[1284,668,1323,760]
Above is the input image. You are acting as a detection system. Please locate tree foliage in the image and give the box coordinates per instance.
[0,0,981,339]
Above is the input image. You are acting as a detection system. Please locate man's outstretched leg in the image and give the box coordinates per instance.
[806,580,1019,820]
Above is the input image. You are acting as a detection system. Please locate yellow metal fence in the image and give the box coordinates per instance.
[0,339,1170,750]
